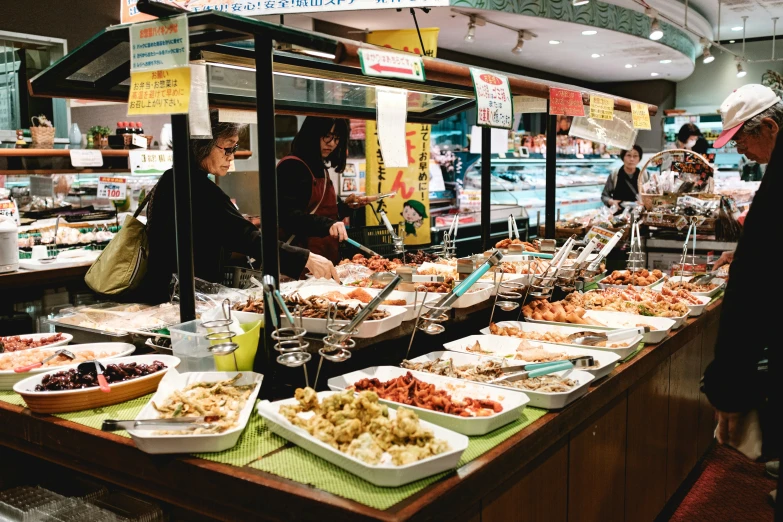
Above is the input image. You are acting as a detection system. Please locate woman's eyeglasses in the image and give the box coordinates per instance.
[215,143,240,156]
[322,133,340,145]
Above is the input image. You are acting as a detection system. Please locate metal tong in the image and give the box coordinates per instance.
[424,250,503,319]
[263,275,311,386]
[499,356,595,374]
[506,215,524,253]
[344,237,381,258]
[490,360,576,384]
[567,326,648,346]
[585,231,624,273]
[379,210,405,255]
[102,417,219,432]
[678,219,698,278]
[627,219,644,271]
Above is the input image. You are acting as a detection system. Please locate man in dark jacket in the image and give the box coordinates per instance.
[702,84,782,515]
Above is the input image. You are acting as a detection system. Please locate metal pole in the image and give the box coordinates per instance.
[481,126,491,252]
[545,102,556,240]
[254,34,280,380]
[171,114,196,322]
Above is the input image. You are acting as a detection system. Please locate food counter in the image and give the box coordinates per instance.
[0,296,721,522]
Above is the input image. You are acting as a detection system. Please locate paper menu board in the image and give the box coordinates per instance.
[570,108,638,150]
[513,95,547,114]
[69,150,103,168]
[470,68,513,129]
[128,67,191,116]
[359,48,425,82]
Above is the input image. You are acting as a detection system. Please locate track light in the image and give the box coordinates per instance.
[572,0,589,6]
[736,60,747,77]
[700,38,715,64]
[511,32,525,54]
[465,16,476,43]
[645,8,663,40]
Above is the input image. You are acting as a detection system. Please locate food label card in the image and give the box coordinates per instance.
[97,177,127,200]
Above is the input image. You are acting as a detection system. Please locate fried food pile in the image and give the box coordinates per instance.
[0,348,119,372]
[233,294,391,321]
[233,297,264,314]
[602,269,663,286]
[339,254,403,272]
[0,333,66,353]
[569,287,691,317]
[665,280,719,293]
[403,251,441,265]
[279,388,450,466]
[400,358,576,393]
[521,300,603,326]
[414,278,455,294]
[495,238,540,252]
[488,323,628,348]
[351,372,503,417]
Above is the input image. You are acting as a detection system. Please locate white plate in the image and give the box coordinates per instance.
[0,332,73,350]
[127,369,263,454]
[257,392,468,487]
[478,322,641,359]
[398,353,593,410]
[0,342,136,390]
[439,337,621,379]
[659,276,726,298]
[328,366,529,435]
[383,282,495,309]
[526,310,675,344]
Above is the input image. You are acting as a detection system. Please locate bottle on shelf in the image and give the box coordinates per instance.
[128,122,136,134]
[136,122,144,135]
[116,122,125,135]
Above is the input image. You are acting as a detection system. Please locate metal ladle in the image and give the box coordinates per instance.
[264,276,311,387]
[201,300,240,371]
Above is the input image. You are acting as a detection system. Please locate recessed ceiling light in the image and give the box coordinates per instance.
[731,26,743,31]
[625,64,633,68]
[549,40,561,45]
[582,30,597,36]
[730,40,736,43]
[651,72,659,77]
[660,59,672,64]
[591,53,601,58]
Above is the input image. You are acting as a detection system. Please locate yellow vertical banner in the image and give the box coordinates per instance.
[365,29,438,246]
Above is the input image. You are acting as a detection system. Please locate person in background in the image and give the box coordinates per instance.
[701,84,783,511]
[142,110,334,302]
[601,145,643,210]
[675,122,702,150]
[277,117,368,264]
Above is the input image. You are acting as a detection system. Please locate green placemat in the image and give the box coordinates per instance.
[250,406,547,510]
[710,290,724,304]
[0,390,26,407]
[620,343,645,364]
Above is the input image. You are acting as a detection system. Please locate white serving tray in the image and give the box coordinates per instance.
[597,275,665,291]
[280,303,406,338]
[439,337,620,379]
[685,295,712,317]
[400,352,593,410]
[257,392,468,487]
[526,310,675,344]
[396,282,495,309]
[0,332,73,350]
[653,275,726,298]
[479,322,641,359]
[0,342,136,390]
[328,366,529,435]
[127,369,263,454]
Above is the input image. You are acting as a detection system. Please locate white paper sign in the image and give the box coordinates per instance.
[130,14,189,72]
[188,63,212,138]
[0,199,19,225]
[129,149,174,176]
[469,126,509,154]
[513,95,547,114]
[376,87,409,168]
[131,134,148,149]
[570,107,638,150]
[97,177,127,200]
[470,68,513,129]
[69,149,103,168]
[359,49,425,82]
[218,109,258,124]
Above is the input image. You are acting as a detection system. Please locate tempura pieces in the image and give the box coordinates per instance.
[279,388,450,466]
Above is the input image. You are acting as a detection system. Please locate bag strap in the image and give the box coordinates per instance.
[133,185,156,219]
[278,156,329,245]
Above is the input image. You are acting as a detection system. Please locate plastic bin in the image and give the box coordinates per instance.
[341,226,395,257]
[90,491,164,522]
[0,486,68,522]
[167,320,217,373]
[222,266,264,289]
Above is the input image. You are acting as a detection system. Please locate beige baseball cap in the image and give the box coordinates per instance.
[714,84,781,148]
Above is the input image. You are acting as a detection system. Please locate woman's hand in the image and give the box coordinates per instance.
[329,221,348,241]
[345,194,369,209]
[716,410,745,447]
[305,252,339,282]
[713,251,734,269]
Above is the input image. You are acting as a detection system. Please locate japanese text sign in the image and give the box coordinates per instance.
[513,95,547,114]
[631,101,652,130]
[69,149,103,168]
[589,94,614,121]
[470,68,513,129]
[549,88,585,117]
[129,150,174,175]
[0,200,18,225]
[359,49,425,82]
[98,177,127,200]
[128,67,191,115]
[130,14,189,72]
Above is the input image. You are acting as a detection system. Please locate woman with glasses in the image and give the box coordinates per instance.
[141,110,333,302]
[277,116,368,265]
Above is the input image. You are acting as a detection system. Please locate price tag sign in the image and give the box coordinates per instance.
[359,49,425,82]
[129,149,173,175]
[0,200,19,225]
[631,101,652,130]
[130,14,189,72]
[470,68,513,129]
[98,177,127,200]
[584,225,617,246]
[128,66,191,115]
[131,134,148,149]
[549,88,585,117]
[69,149,103,168]
[589,94,614,121]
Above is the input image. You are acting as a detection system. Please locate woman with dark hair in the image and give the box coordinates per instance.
[601,144,643,210]
[277,116,368,263]
[142,110,335,302]
[676,122,702,150]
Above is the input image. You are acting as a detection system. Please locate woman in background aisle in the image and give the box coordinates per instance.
[601,145,643,211]
[675,123,702,150]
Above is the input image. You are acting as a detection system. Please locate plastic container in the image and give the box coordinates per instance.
[90,491,164,522]
[213,319,260,372]
[167,320,216,373]
[0,486,68,521]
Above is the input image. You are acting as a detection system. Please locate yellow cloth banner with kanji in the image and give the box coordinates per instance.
[364,29,438,246]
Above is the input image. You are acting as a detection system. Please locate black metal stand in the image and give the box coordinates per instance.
[171,114,196,322]
[481,126,491,252]
[545,102,556,240]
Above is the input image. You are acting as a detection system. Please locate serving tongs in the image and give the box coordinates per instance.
[489,360,575,384]
[528,236,576,296]
[506,215,525,254]
[77,360,111,393]
[263,275,311,387]
[584,231,624,275]
[102,417,220,432]
[14,349,75,373]
[499,356,595,373]
[379,210,405,255]
[567,326,648,346]
[439,215,459,259]
[627,220,644,272]
[677,219,698,279]
[690,271,720,285]
[343,237,381,258]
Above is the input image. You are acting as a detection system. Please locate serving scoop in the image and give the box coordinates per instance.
[567,327,648,346]
[77,360,110,393]
[14,349,75,373]
[500,355,594,373]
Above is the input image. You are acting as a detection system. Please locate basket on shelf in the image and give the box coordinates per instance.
[537,223,586,239]
[30,116,56,147]
[638,149,715,211]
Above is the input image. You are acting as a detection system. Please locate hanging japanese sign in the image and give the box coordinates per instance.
[376,87,409,168]
[631,101,652,130]
[470,68,513,129]
[549,88,585,117]
[589,94,614,121]
[129,149,174,175]
[121,0,449,23]
[130,14,188,72]
[359,49,425,82]
[128,67,191,115]
[365,28,438,246]
[69,149,103,168]
[97,177,127,200]
[513,95,547,114]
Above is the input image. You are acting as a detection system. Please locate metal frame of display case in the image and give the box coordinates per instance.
[27,2,657,386]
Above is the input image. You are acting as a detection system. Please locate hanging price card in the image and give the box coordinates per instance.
[129,150,173,176]
[470,68,513,129]
[128,66,191,115]
[589,94,614,121]
[549,88,585,117]
[69,149,103,167]
[359,49,425,82]
[631,101,652,130]
[97,177,127,200]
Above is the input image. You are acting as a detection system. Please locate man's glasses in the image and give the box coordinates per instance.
[322,133,340,145]
[215,143,240,156]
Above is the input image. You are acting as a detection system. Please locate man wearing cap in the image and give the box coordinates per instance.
[702,84,782,508]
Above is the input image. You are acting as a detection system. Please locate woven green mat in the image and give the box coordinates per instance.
[620,343,645,364]
[710,290,724,304]
[0,391,283,467]
[249,406,547,510]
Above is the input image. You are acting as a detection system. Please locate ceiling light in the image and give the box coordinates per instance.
[649,19,664,40]
[651,72,659,77]
[591,53,601,58]
[729,40,736,43]
[736,60,747,77]
[731,26,743,31]
[512,32,525,54]
[660,59,672,64]
[465,17,476,43]
[582,30,597,36]
[573,0,589,5]
[549,40,561,45]
[700,38,715,64]
[625,64,633,68]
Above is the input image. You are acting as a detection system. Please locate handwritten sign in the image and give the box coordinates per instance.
[130,14,189,72]
[129,149,174,175]
[589,94,614,121]
[470,68,513,129]
[631,101,652,130]
[513,95,547,114]
[128,66,191,115]
[69,149,103,167]
[98,177,127,200]
[360,49,425,82]
[549,88,585,117]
